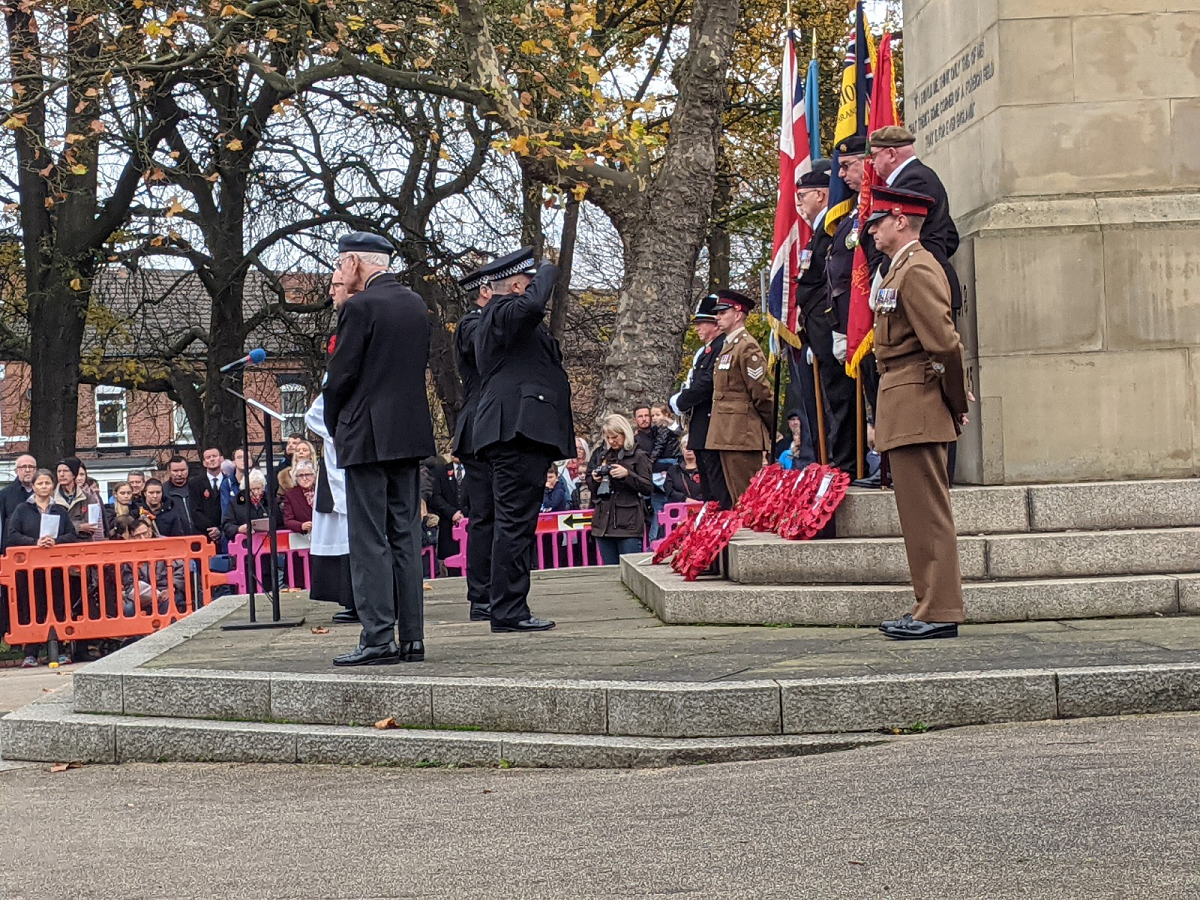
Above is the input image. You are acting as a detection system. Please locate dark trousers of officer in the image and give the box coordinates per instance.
[345,459,424,647]
[694,447,731,508]
[817,354,859,473]
[460,453,493,614]
[483,436,556,626]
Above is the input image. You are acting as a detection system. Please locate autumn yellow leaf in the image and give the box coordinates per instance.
[366,43,392,64]
[69,278,83,291]
[542,4,564,17]
[69,164,88,176]
[226,138,244,151]
[510,134,530,155]
[2,113,29,129]
[519,40,541,55]
[580,63,600,84]
[164,197,186,218]
[571,183,588,201]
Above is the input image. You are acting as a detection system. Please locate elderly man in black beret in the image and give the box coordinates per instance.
[324,231,436,666]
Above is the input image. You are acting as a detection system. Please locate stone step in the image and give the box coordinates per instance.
[726,527,1200,585]
[623,556,1200,626]
[834,478,1200,538]
[1,689,886,769]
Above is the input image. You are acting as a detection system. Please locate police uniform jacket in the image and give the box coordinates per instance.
[451,304,484,457]
[872,243,968,453]
[705,328,773,452]
[472,265,575,460]
[323,273,437,467]
[672,333,725,451]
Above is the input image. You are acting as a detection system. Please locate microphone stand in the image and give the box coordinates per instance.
[219,364,305,631]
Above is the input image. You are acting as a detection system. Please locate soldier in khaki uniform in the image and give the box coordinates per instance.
[865,186,971,640]
[705,289,773,505]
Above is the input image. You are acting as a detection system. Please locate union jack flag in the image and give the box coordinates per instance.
[767,30,814,350]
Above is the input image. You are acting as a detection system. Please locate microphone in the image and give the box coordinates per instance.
[220,348,267,374]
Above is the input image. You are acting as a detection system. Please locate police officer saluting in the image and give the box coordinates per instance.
[704,289,773,505]
[472,247,573,633]
[453,265,494,622]
[866,186,970,640]
[670,294,730,507]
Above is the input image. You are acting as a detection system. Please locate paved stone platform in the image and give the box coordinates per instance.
[151,568,1200,682]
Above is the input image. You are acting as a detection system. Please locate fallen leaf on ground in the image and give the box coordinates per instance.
[310,626,330,634]
[375,717,399,730]
[49,761,82,773]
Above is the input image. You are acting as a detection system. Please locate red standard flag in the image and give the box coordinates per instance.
[845,31,900,378]
[767,30,814,350]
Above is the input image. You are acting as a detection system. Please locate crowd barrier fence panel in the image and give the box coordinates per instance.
[1,536,223,647]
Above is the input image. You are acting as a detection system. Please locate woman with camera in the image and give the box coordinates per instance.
[586,414,653,565]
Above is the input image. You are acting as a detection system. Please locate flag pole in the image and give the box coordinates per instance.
[811,28,817,60]
[855,373,865,480]
[812,356,828,465]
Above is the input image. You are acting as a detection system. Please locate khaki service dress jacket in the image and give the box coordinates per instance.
[872,243,968,453]
[705,327,773,453]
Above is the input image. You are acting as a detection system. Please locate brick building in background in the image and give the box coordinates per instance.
[0,267,330,493]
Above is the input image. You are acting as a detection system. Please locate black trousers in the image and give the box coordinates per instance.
[460,453,494,612]
[482,436,555,625]
[694,447,731,508]
[344,458,424,647]
[817,353,859,474]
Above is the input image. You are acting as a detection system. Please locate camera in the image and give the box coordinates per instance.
[594,464,613,498]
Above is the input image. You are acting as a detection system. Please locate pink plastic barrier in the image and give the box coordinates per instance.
[225,532,435,594]
[652,501,704,550]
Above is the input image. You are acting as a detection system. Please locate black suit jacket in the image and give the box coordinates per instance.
[797,213,838,359]
[451,304,484,457]
[673,333,725,451]
[421,456,462,559]
[324,272,436,467]
[826,213,857,332]
[0,479,32,550]
[877,160,962,310]
[189,473,224,534]
[472,265,575,459]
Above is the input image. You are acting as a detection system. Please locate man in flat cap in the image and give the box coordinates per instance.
[670,294,730,506]
[866,186,970,640]
[324,231,435,666]
[796,161,856,473]
[472,246,573,633]
[867,125,961,313]
[452,263,495,622]
[704,289,773,504]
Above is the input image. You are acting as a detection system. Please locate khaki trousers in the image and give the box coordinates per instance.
[719,450,763,507]
[888,442,965,624]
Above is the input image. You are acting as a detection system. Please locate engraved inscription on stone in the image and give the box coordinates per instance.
[910,39,995,152]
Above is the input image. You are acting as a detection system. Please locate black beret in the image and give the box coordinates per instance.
[835,135,867,157]
[338,231,393,256]
[797,162,831,189]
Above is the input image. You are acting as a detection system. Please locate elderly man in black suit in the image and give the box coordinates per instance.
[472,247,574,633]
[324,232,436,666]
[866,125,961,312]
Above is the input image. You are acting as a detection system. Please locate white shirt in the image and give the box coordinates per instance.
[886,156,917,186]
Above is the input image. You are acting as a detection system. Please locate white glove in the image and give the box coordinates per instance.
[805,347,814,366]
[832,331,847,364]
[669,391,683,416]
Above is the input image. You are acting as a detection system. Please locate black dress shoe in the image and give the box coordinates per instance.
[880,620,959,640]
[879,613,914,632]
[399,640,424,662]
[852,472,884,489]
[332,608,360,624]
[333,642,401,666]
[491,616,556,633]
[469,605,491,622]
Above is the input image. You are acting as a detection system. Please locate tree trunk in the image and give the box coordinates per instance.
[202,277,247,455]
[28,271,89,461]
[707,159,734,294]
[597,0,740,422]
[549,195,580,342]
